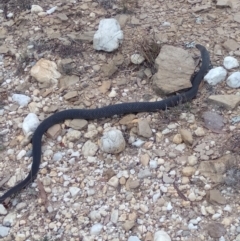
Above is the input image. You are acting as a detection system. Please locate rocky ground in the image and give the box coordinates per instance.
[0,0,240,241]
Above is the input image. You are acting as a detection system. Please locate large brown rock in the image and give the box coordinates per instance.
[30,58,61,85]
[152,45,195,95]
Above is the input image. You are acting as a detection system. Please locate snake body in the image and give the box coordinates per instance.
[0,44,210,203]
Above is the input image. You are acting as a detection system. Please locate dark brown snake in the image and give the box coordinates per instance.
[0,44,210,203]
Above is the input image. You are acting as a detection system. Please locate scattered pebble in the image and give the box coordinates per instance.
[69,187,80,197]
[90,223,103,235]
[46,6,57,14]
[108,176,119,188]
[100,129,126,154]
[0,3,239,241]
[223,56,239,69]
[0,226,10,238]
[0,205,7,215]
[128,236,141,241]
[31,5,44,13]
[22,113,40,136]
[12,94,31,107]
[154,230,171,241]
[204,67,227,85]
[226,72,240,88]
[131,54,145,64]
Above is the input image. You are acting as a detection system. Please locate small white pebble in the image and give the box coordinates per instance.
[223,205,232,213]
[166,202,173,211]
[219,236,225,241]
[46,6,57,14]
[169,170,176,176]
[7,12,14,18]
[152,191,161,202]
[160,185,168,193]
[188,223,198,230]
[17,150,26,160]
[108,176,119,188]
[194,127,205,136]
[201,206,207,216]
[162,128,171,135]
[108,89,117,97]
[188,192,196,201]
[132,139,145,147]
[206,206,215,215]
[210,141,215,147]
[149,159,158,169]
[90,223,103,235]
[204,184,211,190]
[212,213,221,220]
[158,158,165,164]
[130,169,135,175]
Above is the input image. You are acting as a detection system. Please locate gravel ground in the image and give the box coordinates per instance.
[0,0,240,241]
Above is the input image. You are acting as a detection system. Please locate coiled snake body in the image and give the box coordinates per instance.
[0,44,210,203]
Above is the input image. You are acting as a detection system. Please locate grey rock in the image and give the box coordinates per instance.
[0,204,7,215]
[137,120,152,138]
[128,179,141,189]
[209,189,226,205]
[0,226,10,238]
[69,187,81,197]
[207,222,226,238]
[0,45,9,54]
[223,39,240,51]
[138,169,152,179]
[193,4,211,12]
[163,173,174,184]
[101,62,118,77]
[16,202,27,211]
[208,95,240,110]
[57,13,68,21]
[3,212,16,226]
[63,91,78,100]
[0,28,7,39]
[234,13,240,23]
[153,149,166,157]
[68,119,88,130]
[58,58,76,74]
[59,75,79,88]
[75,31,95,42]
[227,72,240,88]
[110,209,118,223]
[216,0,232,7]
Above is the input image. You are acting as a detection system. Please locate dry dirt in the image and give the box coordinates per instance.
[0,0,240,241]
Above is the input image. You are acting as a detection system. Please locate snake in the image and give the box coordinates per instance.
[0,44,210,203]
